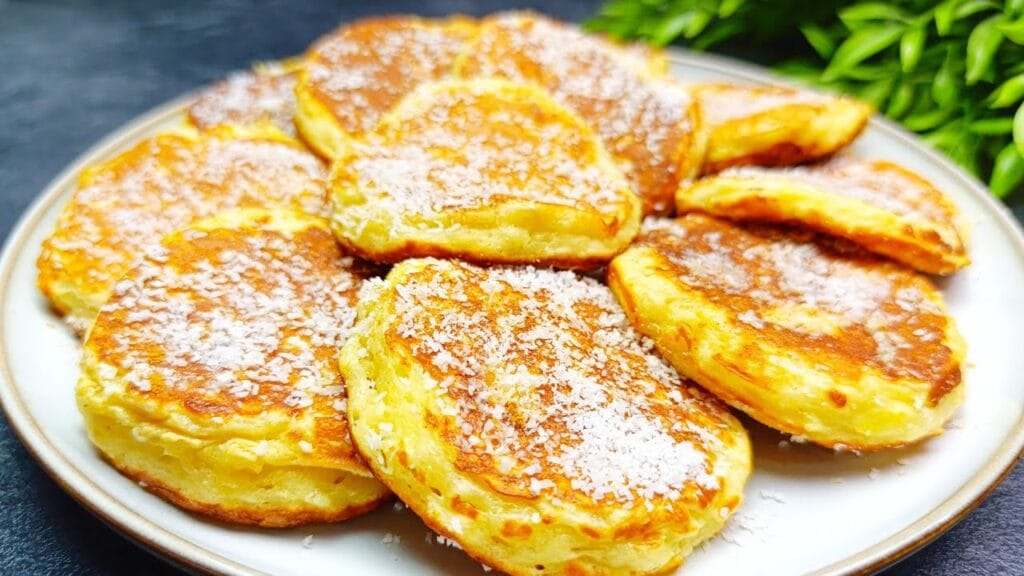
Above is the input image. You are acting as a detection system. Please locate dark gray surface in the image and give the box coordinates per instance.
[0,1,1022,575]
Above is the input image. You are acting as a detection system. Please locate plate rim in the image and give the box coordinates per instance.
[1,49,1023,576]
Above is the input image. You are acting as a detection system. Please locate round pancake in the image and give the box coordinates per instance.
[329,78,641,268]
[340,258,750,575]
[37,124,327,334]
[456,11,705,215]
[76,209,389,527]
[295,15,476,159]
[188,59,300,136]
[678,156,970,275]
[608,214,966,450]
[692,83,871,174]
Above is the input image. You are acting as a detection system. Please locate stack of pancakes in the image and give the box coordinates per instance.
[37,11,969,575]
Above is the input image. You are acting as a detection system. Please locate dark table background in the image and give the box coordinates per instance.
[1,1,1023,574]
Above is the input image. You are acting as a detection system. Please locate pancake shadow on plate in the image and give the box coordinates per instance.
[745,413,940,477]
[220,507,491,574]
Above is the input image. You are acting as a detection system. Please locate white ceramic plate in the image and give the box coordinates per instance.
[2,50,1024,576]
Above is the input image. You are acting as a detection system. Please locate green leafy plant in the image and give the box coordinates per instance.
[587,0,1024,199]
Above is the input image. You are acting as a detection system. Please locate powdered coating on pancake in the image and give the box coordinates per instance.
[335,80,628,220]
[640,215,960,404]
[189,68,297,135]
[374,259,733,507]
[697,84,831,126]
[37,130,327,331]
[304,16,474,135]
[86,220,361,460]
[720,157,959,223]
[460,12,698,214]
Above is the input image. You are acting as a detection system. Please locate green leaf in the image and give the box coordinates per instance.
[955,0,1000,20]
[857,78,894,108]
[1010,0,1024,17]
[905,107,955,131]
[650,12,693,45]
[682,9,714,38]
[923,123,964,150]
[600,18,641,38]
[801,23,837,59]
[997,17,1024,44]
[947,136,983,176]
[693,20,746,50]
[643,9,714,43]
[933,50,961,108]
[823,23,905,80]
[989,73,1024,107]
[595,0,641,19]
[886,81,916,118]
[935,0,959,36]
[966,15,1005,85]
[838,3,909,26]
[900,26,926,72]
[718,0,745,18]
[1015,101,1024,154]
[838,63,900,81]
[970,117,1016,134]
[990,142,1024,197]
[774,59,828,84]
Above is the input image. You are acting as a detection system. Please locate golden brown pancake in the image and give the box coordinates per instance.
[457,11,705,215]
[340,258,750,575]
[608,214,966,450]
[295,15,476,158]
[329,78,640,268]
[679,155,966,274]
[77,209,390,527]
[188,60,300,136]
[37,124,327,334]
[678,156,970,275]
[692,83,871,174]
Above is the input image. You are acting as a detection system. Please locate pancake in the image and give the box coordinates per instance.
[457,11,705,215]
[76,209,389,527]
[329,78,641,268]
[340,258,750,575]
[295,15,476,159]
[188,59,300,136]
[692,83,871,174]
[608,215,966,450]
[678,156,970,275]
[37,124,327,334]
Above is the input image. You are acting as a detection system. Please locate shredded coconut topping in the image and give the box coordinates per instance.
[306,16,473,134]
[333,80,629,220]
[464,12,696,211]
[721,156,954,221]
[697,83,831,126]
[384,259,728,507]
[189,69,298,135]
[642,215,955,385]
[88,223,359,421]
[38,132,328,322]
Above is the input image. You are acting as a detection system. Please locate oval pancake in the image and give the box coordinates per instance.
[456,11,705,215]
[295,15,476,159]
[679,155,966,274]
[329,78,641,268]
[678,156,970,275]
[76,209,390,527]
[37,124,327,334]
[188,59,300,136]
[608,214,966,450]
[692,83,871,174]
[340,258,750,575]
